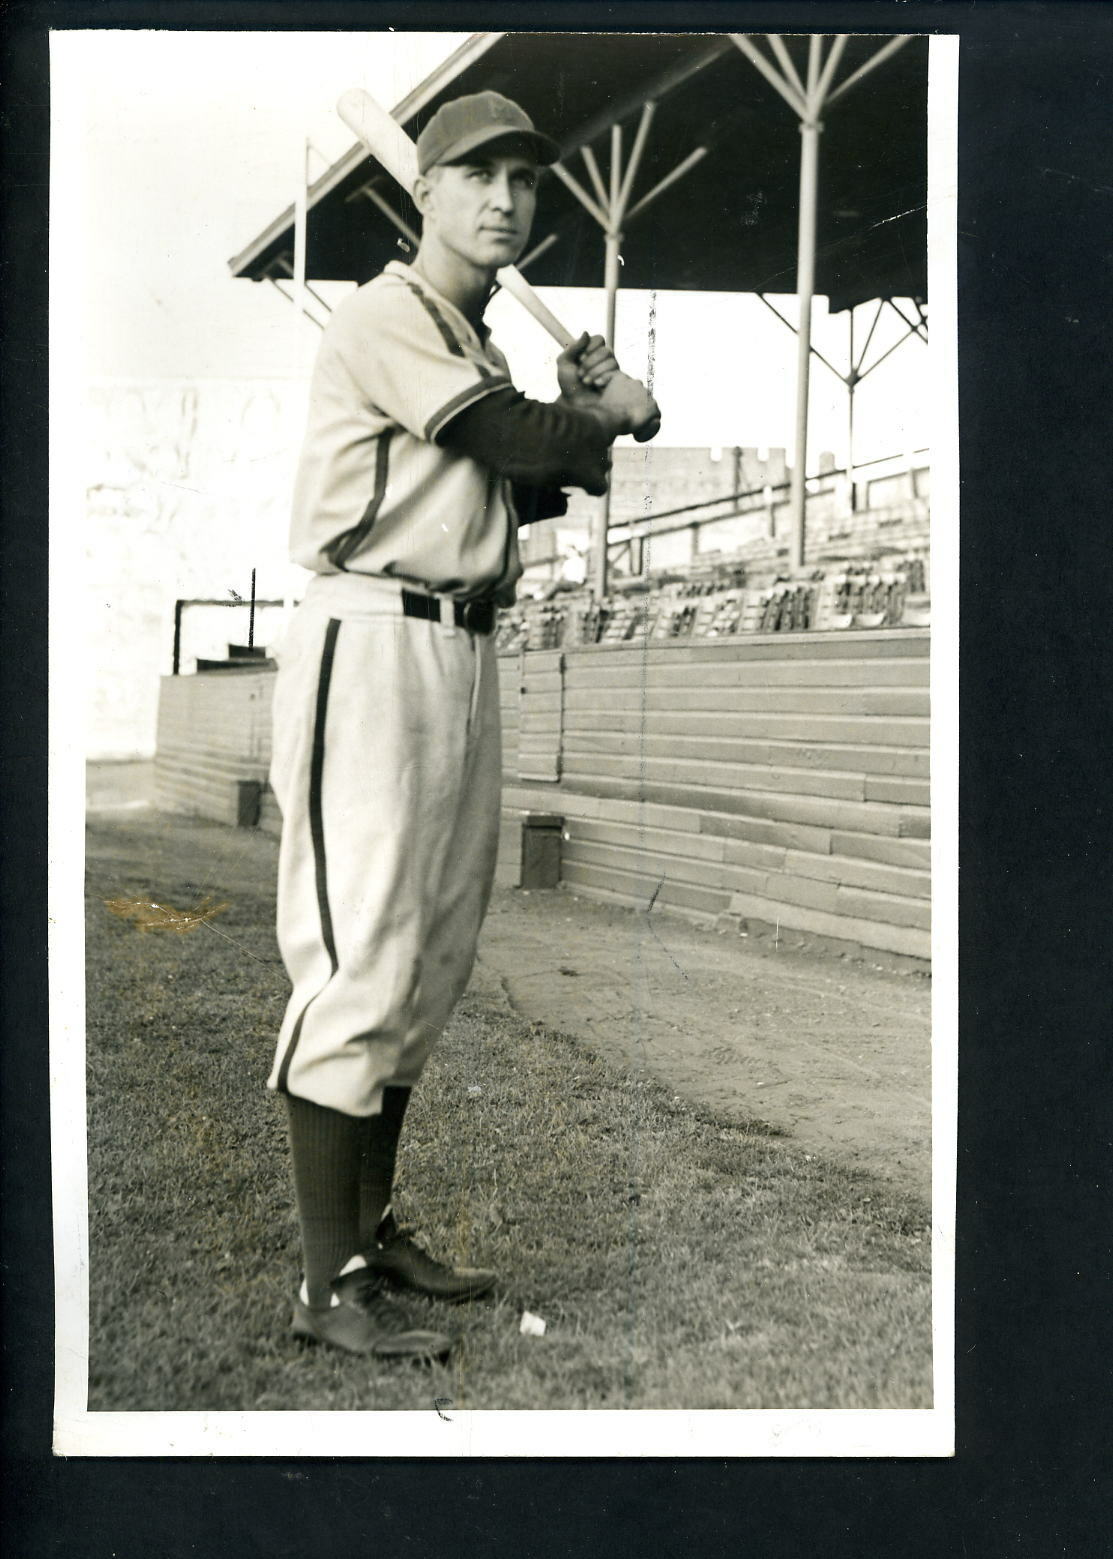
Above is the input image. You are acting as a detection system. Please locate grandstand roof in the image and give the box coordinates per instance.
[227,31,927,312]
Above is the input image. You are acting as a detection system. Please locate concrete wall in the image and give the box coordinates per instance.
[156,626,929,962]
[85,378,308,759]
[516,445,930,585]
[155,669,273,826]
[518,445,790,579]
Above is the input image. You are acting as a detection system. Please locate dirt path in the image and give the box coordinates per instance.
[85,772,932,1202]
[477,891,931,1199]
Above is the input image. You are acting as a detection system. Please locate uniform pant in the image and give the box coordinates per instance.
[268,572,502,1117]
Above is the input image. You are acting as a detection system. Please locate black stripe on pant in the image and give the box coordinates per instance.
[276,617,341,1095]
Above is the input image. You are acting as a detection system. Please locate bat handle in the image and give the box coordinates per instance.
[494,266,575,348]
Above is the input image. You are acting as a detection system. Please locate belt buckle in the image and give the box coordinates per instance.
[436,594,458,637]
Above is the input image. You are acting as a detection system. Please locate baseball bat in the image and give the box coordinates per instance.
[336,87,660,442]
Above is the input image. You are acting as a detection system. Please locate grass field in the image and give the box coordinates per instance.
[85,817,932,1412]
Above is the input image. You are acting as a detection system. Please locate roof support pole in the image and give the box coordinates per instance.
[548,162,609,229]
[788,35,824,571]
[550,98,701,596]
[857,298,885,371]
[825,34,911,107]
[268,277,327,331]
[593,220,623,598]
[887,296,929,342]
[623,146,709,223]
[554,101,663,599]
[729,34,807,116]
[758,291,882,516]
[755,291,843,381]
[846,309,858,512]
[593,121,625,599]
[517,232,560,272]
[617,100,656,214]
[854,318,923,377]
[580,144,609,209]
[273,255,333,317]
[605,121,623,347]
[359,184,419,247]
[732,32,912,568]
[766,33,807,101]
[732,34,824,570]
[293,136,307,324]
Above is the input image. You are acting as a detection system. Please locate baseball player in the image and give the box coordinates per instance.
[269,90,660,1358]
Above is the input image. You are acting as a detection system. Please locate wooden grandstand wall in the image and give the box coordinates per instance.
[500,631,930,962]
[153,626,930,961]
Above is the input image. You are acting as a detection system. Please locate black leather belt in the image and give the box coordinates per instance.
[400,588,495,636]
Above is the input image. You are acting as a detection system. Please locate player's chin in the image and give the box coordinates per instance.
[480,233,525,264]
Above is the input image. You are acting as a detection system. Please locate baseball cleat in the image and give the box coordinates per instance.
[362,1212,497,1302]
[292,1279,455,1359]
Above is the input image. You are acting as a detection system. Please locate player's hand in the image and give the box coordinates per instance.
[557,331,620,401]
[632,402,662,443]
[596,370,661,437]
[576,334,620,390]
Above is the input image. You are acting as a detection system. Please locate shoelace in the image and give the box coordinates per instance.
[379,1225,449,1271]
[350,1284,422,1331]
[336,1268,397,1307]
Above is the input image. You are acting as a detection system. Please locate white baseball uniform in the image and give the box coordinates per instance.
[269,262,523,1116]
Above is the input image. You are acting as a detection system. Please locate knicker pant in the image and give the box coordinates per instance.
[268,574,502,1117]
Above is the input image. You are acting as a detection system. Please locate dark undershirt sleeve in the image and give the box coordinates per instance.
[509,482,569,528]
[439,386,615,498]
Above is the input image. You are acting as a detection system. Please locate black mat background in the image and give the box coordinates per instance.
[2,2,1110,1554]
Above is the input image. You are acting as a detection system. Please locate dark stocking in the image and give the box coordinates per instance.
[358,1085,411,1247]
[285,1095,364,1307]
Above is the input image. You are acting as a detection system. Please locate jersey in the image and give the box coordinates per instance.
[289,260,524,605]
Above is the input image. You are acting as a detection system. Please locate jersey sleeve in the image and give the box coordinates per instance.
[440,385,613,496]
[325,280,514,444]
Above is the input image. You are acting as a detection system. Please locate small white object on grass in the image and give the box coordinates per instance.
[519,1310,547,1337]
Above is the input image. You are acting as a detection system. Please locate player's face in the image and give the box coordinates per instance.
[421,145,538,272]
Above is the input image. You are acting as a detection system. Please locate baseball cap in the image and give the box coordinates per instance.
[416,91,560,174]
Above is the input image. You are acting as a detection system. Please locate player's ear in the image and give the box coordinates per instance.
[412,171,436,218]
